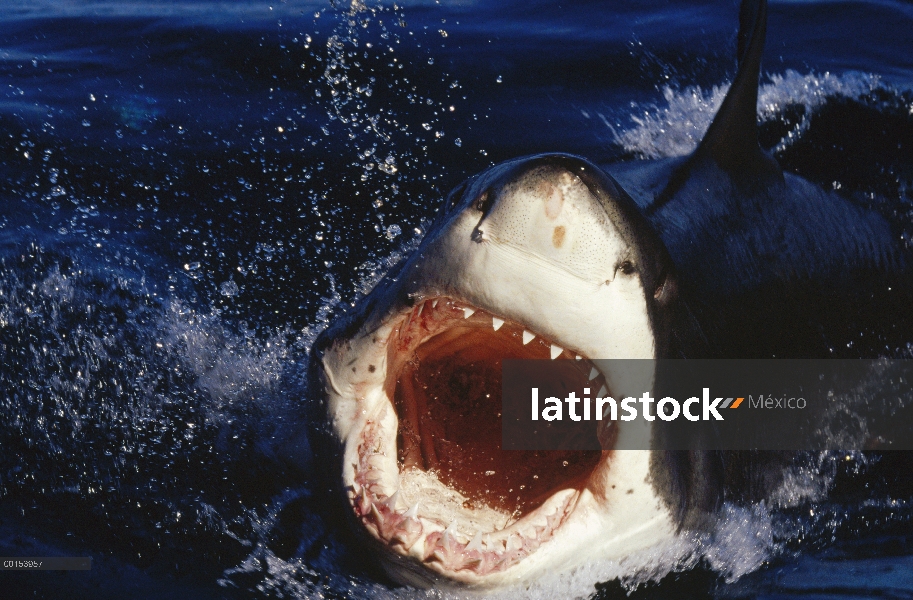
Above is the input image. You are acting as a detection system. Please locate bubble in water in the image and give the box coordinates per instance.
[385,224,401,240]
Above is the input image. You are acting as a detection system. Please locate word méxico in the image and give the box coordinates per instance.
[531,388,736,422]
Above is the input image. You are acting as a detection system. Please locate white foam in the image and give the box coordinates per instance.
[158,300,290,410]
[614,70,885,159]
[231,498,781,599]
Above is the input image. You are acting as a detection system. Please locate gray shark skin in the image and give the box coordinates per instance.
[606,0,906,358]
[307,0,908,589]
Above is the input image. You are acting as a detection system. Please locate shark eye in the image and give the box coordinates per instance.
[474,190,491,212]
[619,260,635,275]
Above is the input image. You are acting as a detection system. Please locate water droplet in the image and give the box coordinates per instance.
[220,280,239,297]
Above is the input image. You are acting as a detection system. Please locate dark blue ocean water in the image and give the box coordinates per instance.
[1,1,912,598]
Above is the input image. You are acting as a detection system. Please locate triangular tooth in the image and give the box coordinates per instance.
[432,299,438,308]
[404,502,419,519]
[356,486,372,516]
[466,531,483,552]
[492,317,504,331]
[462,307,475,319]
[589,366,599,381]
[507,533,522,551]
[522,330,535,345]
[370,502,383,522]
[575,355,582,361]
[550,344,563,359]
[442,522,457,548]
[597,384,608,397]
[383,490,400,511]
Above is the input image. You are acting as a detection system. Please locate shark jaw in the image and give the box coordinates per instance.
[314,155,679,587]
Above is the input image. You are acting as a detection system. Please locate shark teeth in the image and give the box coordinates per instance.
[597,384,607,397]
[353,420,581,576]
[342,295,620,579]
[356,486,372,516]
[444,521,458,536]
[506,533,522,552]
[466,531,484,552]
[383,489,401,511]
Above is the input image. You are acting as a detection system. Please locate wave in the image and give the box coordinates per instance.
[614,70,891,159]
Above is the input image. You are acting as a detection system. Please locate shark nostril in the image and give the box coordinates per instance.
[544,183,564,219]
[552,225,566,248]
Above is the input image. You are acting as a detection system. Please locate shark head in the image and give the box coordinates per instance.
[310,154,683,587]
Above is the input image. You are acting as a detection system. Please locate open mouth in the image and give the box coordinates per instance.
[348,297,614,578]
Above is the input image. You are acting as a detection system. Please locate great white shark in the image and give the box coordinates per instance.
[308,0,904,588]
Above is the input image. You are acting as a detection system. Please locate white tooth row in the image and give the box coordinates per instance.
[453,303,573,360]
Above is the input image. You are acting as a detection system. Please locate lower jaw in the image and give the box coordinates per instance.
[354,451,677,588]
[350,426,586,581]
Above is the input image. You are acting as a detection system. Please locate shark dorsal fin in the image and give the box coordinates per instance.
[698,0,776,174]
[648,0,782,215]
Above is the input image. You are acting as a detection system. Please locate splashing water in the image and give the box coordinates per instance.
[615,70,885,159]
[1,1,912,598]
